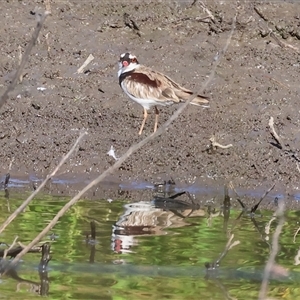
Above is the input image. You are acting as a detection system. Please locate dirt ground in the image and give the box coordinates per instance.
[1,1,300,202]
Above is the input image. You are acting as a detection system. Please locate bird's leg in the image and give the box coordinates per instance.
[138,108,148,135]
[154,106,159,133]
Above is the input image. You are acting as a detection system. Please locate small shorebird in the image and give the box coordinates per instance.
[118,52,209,135]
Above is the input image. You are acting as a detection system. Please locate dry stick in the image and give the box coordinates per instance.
[8,157,15,171]
[258,201,285,300]
[45,0,51,13]
[7,14,237,268]
[17,46,23,83]
[255,5,299,54]
[270,32,300,54]
[45,32,51,56]
[269,117,284,149]
[76,54,94,74]
[0,11,50,110]
[0,131,87,235]
[210,135,233,149]
[294,248,300,265]
[251,183,275,213]
[199,1,215,22]
[293,226,300,243]
[3,236,18,260]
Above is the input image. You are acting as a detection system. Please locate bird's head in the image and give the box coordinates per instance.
[118,53,139,72]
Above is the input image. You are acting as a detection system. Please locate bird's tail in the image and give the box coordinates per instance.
[163,74,210,106]
[174,89,210,106]
[190,95,209,106]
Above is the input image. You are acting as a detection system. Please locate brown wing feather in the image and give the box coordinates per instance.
[122,66,179,104]
[123,65,209,105]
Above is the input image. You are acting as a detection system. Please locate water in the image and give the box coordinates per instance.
[0,189,300,299]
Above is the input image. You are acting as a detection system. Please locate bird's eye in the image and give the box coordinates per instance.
[132,58,137,63]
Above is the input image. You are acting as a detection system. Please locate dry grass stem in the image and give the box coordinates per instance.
[77,54,94,74]
[270,32,300,53]
[294,248,300,265]
[199,1,215,22]
[293,226,300,243]
[2,236,18,260]
[0,131,87,235]
[265,215,276,236]
[8,157,15,171]
[228,240,240,250]
[210,135,233,149]
[269,117,284,149]
[226,234,240,251]
[0,11,50,110]
[296,162,300,174]
[258,201,285,300]
[45,0,51,13]
[45,32,51,55]
[17,46,23,83]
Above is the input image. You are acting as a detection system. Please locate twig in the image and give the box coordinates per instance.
[3,236,18,260]
[254,6,269,22]
[250,183,275,213]
[86,221,96,241]
[6,13,237,269]
[293,226,300,243]
[269,117,284,150]
[210,135,233,149]
[297,163,300,174]
[123,13,141,37]
[263,74,290,89]
[270,32,300,54]
[8,157,14,171]
[0,131,87,235]
[45,0,51,13]
[199,1,215,22]
[0,11,50,110]
[4,173,10,190]
[0,244,40,259]
[207,234,240,268]
[90,221,96,240]
[255,5,299,54]
[45,32,51,56]
[229,181,246,209]
[38,243,51,271]
[294,248,300,265]
[17,46,23,83]
[76,54,94,74]
[258,201,285,300]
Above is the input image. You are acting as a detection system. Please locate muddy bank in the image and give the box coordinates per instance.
[0,1,300,200]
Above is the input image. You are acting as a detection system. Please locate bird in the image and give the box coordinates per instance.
[118,52,209,135]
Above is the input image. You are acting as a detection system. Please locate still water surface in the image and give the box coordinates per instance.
[0,190,300,299]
